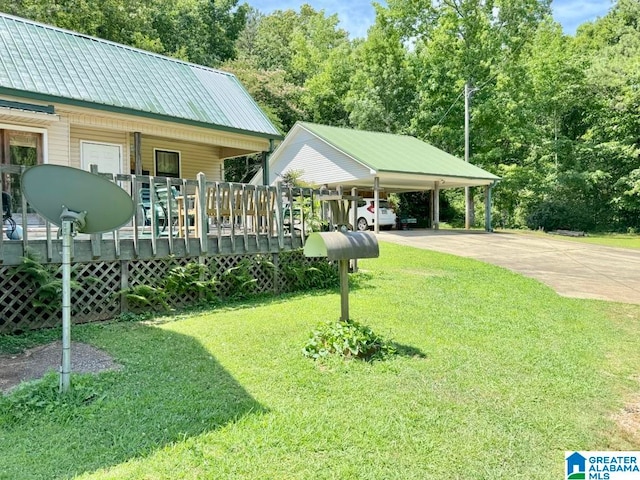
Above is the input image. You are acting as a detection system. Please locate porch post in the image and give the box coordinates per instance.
[134,132,142,175]
[197,172,208,253]
[89,164,102,258]
[374,176,380,234]
[484,184,492,232]
[433,181,440,230]
[262,139,275,186]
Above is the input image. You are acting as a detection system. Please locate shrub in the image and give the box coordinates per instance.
[164,262,217,302]
[302,319,396,361]
[280,253,339,291]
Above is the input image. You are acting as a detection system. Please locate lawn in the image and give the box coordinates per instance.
[502,229,640,249]
[1,242,640,479]
[549,232,640,249]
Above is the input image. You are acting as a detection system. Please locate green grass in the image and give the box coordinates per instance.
[2,242,640,479]
[552,232,640,249]
[501,229,640,249]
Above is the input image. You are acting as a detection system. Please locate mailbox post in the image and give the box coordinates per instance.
[303,195,379,321]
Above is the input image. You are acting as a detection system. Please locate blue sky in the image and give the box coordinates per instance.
[247,0,615,38]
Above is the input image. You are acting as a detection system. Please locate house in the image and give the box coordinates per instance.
[0,11,282,202]
[0,13,330,333]
[255,121,500,232]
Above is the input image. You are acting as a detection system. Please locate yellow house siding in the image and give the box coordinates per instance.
[61,105,270,153]
[0,96,265,179]
[46,116,70,166]
[69,126,128,170]
[140,136,222,181]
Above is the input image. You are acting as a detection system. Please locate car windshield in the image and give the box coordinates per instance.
[378,200,390,209]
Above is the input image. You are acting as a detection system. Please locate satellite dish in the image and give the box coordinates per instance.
[21,164,135,233]
[22,164,135,393]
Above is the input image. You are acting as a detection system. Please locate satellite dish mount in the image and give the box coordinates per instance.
[22,165,135,393]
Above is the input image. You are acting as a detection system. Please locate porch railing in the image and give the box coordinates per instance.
[0,164,336,264]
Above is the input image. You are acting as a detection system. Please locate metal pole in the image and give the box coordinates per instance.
[433,181,440,230]
[339,259,349,321]
[351,187,358,273]
[60,219,72,393]
[464,82,471,230]
[373,176,380,234]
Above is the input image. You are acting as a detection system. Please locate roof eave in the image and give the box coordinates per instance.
[0,87,284,141]
[377,168,500,182]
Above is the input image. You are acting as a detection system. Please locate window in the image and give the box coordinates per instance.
[1,128,44,213]
[155,149,180,178]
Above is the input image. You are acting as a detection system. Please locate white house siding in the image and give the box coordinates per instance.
[270,129,371,186]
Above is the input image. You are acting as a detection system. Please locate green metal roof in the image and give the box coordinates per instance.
[299,122,500,181]
[0,13,282,139]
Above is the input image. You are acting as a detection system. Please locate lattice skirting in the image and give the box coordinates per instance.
[0,250,333,333]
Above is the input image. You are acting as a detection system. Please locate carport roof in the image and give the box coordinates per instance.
[299,122,500,183]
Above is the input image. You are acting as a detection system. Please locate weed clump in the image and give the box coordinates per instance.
[302,319,395,361]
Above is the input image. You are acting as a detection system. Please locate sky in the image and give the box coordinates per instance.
[247,0,615,38]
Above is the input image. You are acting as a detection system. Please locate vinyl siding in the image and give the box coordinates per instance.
[0,94,261,179]
[141,136,222,181]
[46,116,70,166]
[270,129,371,185]
[63,105,269,153]
[70,126,128,170]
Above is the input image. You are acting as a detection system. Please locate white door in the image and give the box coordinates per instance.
[81,141,122,176]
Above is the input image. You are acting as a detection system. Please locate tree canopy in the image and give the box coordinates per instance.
[1,0,638,231]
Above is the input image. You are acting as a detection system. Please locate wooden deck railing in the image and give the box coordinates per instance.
[0,164,334,264]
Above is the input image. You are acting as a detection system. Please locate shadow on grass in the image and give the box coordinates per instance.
[0,323,266,479]
[392,342,427,359]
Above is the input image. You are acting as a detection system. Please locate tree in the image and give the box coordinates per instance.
[380,0,550,227]
[0,0,246,66]
[234,5,354,128]
[345,8,417,133]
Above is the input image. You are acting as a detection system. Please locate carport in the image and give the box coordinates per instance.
[259,122,500,232]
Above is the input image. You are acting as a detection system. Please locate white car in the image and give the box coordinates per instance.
[356,198,396,231]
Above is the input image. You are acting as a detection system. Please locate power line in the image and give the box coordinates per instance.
[433,27,532,127]
[434,87,465,127]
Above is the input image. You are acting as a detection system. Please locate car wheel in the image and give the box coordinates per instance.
[356,217,369,231]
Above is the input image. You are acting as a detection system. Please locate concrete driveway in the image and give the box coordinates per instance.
[377,229,640,304]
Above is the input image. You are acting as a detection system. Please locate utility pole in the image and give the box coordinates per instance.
[464,82,474,229]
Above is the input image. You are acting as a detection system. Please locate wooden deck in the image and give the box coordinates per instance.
[1,166,330,265]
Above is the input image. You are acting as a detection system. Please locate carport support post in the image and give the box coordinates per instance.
[339,259,349,321]
[374,176,380,234]
[433,181,440,230]
[484,185,492,232]
[351,187,358,272]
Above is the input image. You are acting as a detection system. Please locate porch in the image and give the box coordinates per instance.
[1,164,341,333]
[1,165,329,266]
